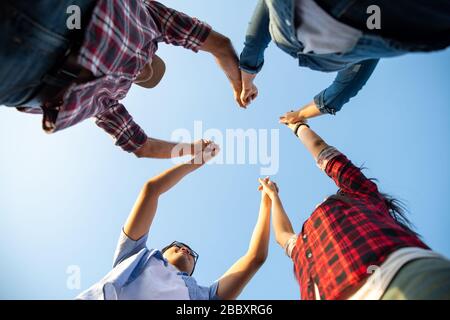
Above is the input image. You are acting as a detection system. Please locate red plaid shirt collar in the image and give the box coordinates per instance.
[291,147,429,300]
[18,0,211,152]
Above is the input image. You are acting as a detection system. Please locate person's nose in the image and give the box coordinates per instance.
[180,247,191,257]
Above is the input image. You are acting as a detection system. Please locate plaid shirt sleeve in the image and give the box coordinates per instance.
[319,146,380,198]
[95,101,148,153]
[146,1,212,52]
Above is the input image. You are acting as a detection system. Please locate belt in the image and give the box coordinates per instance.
[17,0,97,132]
[21,46,96,132]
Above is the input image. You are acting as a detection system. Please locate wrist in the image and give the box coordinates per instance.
[179,143,192,157]
[294,123,310,136]
[271,193,281,203]
[242,71,256,85]
[261,194,271,205]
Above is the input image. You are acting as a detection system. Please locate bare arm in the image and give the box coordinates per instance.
[199,30,244,107]
[271,196,295,248]
[258,179,295,250]
[125,142,219,241]
[279,100,322,124]
[134,138,207,159]
[240,70,259,108]
[286,123,329,160]
[216,187,271,300]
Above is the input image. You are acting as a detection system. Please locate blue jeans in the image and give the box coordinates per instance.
[0,0,95,107]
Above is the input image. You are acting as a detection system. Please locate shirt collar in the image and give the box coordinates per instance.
[153,250,189,276]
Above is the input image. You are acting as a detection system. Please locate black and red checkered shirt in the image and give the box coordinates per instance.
[18,0,211,152]
[291,147,429,300]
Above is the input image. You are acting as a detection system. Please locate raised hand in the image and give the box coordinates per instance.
[240,70,259,108]
[258,177,279,201]
[279,101,322,125]
[279,109,304,125]
[192,140,220,165]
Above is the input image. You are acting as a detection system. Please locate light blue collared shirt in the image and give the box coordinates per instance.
[76,230,219,300]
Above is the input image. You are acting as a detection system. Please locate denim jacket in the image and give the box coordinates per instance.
[239,0,408,115]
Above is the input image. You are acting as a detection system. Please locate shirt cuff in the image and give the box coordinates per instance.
[316,146,342,171]
[185,20,212,52]
[284,234,299,258]
[118,125,148,153]
[314,91,337,115]
[239,63,263,75]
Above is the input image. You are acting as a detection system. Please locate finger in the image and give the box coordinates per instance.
[258,178,269,189]
[272,182,279,192]
[235,95,245,108]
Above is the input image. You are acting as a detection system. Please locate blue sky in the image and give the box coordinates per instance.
[0,0,449,300]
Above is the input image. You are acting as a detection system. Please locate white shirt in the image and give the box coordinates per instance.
[348,247,446,300]
[118,257,190,300]
[295,0,362,54]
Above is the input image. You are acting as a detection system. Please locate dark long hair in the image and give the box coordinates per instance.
[330,176,420,238]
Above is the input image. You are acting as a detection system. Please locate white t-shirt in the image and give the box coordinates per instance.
[295,0,362,54]
[348,247,446,300]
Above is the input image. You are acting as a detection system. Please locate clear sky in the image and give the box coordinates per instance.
[0,0,449,300]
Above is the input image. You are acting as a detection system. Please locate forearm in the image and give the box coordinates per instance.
[199,30,241,86]
[314,59,379,115]
[134,138,191,159]
[124,160,201,240]
[147,160,202,196]
[216,197,270,300]
[296,125,329,160]
[246,198,271,263]
[298,101,323,120]
[239,0,271,74]
[271,196,295,247]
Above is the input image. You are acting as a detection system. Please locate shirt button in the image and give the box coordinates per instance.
[285,19,291,26]
[302,234,308,241]
[306,250,313,259]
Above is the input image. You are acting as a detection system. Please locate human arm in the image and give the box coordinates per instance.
[289,123,380,197]
[134,138,209,159]
[215,179,272,300]
[199,30,245,108]
[124,141,220,241]
[239,0,272,107]
[279,59,379,123]
[94,101,207,158]
[147,1,243,107]
[258,178,296,252]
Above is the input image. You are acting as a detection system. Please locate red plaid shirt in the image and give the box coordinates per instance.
[18,0,211,152]
[291,147,429,300]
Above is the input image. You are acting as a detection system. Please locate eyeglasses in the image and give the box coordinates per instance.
[161,241,199,275]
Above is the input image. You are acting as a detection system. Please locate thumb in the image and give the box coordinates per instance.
[258,178,269,189]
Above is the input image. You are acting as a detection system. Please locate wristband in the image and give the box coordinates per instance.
[294,123,310,136]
